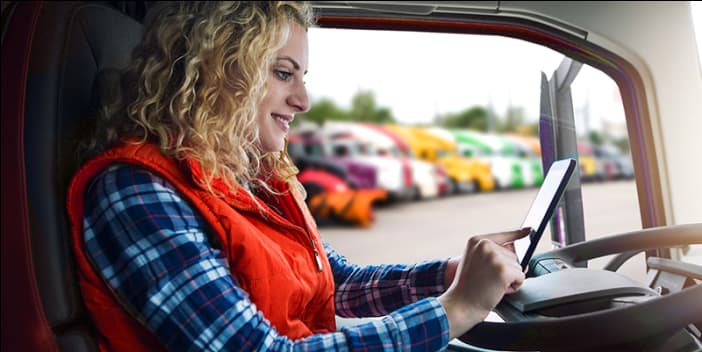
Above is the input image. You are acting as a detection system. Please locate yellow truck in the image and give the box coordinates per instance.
[386,124,495,193]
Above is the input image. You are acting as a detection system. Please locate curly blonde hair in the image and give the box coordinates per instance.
[89,1,314,196]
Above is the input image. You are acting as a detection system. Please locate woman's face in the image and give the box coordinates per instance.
[257,22,310,153]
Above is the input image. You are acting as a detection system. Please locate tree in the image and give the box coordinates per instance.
[438,106,489,131]
[349,90,395,123]
[587,130,604,146]
[297,90,395,125]
[296,97,347,125]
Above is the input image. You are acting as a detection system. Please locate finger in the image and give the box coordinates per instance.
[492,242,520,261]
[502,257,523,275]
[506,280,523,294]
[505,269,526,294]
[486,243,523,278]
[496,248,520,265]
[478,227,532,245]
[476,240,521,271]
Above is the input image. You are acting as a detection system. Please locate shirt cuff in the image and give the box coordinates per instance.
[388,297,450,351]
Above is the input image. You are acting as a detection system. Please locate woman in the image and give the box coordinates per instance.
[67,2,528,351]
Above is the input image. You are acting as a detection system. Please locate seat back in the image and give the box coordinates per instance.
[6,2,142,350]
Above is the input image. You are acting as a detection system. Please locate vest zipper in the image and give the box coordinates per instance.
[308,235,323,272]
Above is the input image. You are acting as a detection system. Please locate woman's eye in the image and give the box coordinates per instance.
[275,70,293,81]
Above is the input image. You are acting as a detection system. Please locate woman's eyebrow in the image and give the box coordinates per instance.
[276,56,307,74]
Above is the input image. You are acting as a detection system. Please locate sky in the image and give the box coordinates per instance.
[307,28,565,125]
[305,3,702,136]
[306,27,622,135]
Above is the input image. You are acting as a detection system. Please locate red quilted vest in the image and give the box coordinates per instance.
[66,142,336,351]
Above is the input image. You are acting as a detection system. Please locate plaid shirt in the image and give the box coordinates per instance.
[82,165,450,351]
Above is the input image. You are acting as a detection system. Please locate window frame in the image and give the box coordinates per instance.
[312,7,666,256]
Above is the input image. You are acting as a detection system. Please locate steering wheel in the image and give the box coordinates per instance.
[453,224,702,352]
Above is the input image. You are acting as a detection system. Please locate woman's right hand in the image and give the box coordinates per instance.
[437,228,530,339]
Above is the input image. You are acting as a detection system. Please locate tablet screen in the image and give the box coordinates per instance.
[514,158,576,270]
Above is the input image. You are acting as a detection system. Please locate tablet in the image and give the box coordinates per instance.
[514,158,576,271]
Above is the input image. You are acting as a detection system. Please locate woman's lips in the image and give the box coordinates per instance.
[272,114,293,132]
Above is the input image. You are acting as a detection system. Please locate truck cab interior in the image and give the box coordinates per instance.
[2,2,700,351]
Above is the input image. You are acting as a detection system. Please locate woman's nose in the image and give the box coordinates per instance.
[288,81,309,113]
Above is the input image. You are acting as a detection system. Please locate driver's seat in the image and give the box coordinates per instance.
[1,2,143,350]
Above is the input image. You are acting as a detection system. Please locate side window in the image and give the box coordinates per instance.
[569,65,644,279]
[300,28,644,281]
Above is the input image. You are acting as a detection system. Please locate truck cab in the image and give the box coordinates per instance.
[452,129,526,190]
[322,121,414,202]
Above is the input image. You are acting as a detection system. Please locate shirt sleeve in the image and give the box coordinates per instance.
[82,165,449,351]
[324,242,449,318]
